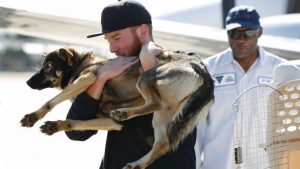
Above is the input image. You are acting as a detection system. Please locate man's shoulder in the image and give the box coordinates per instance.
[260,47,286,61]
[203,49,230,66]
[260,48,286,66]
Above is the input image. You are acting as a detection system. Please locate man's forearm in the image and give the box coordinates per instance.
[65,77,107,141]
[86,76,107,99]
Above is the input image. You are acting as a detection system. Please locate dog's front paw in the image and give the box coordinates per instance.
[40,121,59,135]
[20,113,38,127]
[122,163,143,169]
[110,109,128,121]
[40,120,72,135]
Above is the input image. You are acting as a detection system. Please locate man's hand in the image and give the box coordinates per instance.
[86,56,139,100]
[97,56,139,80]
[140,41,164,71]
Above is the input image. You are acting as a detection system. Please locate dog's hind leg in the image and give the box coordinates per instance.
[20,72,97,127]
[123,112,171,169]
[110,74,162,121]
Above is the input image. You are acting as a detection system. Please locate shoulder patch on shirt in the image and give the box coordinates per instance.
[213,73,236,87]
[258,77,273,85]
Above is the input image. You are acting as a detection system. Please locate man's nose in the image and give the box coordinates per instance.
[236,34,246,43]
[109,43,118,53]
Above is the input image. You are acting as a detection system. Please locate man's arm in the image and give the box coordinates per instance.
[139,41,163,71]
[195,115,208,169]
[65,56,139,141]
[65,92,99,141]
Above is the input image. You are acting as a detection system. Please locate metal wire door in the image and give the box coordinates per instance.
[233,85,289,169]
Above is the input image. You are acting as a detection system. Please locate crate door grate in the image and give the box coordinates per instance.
[233,85,289,169]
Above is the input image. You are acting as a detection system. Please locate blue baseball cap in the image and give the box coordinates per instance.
[226,6,260,31]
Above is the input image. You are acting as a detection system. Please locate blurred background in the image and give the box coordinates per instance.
[0,0,300,71]
[0,0,299,169]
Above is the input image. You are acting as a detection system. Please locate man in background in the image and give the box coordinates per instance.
[195,6,286,169]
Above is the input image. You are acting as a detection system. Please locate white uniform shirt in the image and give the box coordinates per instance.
[195,46,286,169]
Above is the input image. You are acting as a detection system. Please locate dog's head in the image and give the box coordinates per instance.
[27,45,81,90]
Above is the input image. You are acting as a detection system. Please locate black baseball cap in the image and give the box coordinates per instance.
[226,6,260,31]
[87,0,152,38]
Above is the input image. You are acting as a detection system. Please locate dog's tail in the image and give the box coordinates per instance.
[168,61,215,151]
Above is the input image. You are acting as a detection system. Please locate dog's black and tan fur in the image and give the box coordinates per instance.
[21,46,214,169]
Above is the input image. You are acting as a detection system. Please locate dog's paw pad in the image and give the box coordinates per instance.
[122,164,141,169]
[40,121,58,135]
[122,165,132,169]
[20,113,38,127]
[110,110,128,121]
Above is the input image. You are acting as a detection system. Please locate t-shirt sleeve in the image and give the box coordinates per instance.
[65,92,99,141]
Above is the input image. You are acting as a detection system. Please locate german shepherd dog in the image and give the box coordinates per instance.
[21,45,214,169]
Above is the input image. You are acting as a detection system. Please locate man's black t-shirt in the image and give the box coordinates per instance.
[66,51,199,169]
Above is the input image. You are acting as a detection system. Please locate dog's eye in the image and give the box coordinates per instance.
[46,63,52,68]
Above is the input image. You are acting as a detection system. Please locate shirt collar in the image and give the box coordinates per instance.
[257,46,274,70]
[219,46,274,70]
[219,48,235,67]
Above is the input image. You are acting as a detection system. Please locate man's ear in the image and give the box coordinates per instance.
[137,24,149,42]
[258,27,263,38]
[59,48,74,66]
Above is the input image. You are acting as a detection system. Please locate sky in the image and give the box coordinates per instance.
[0,0,299,53]
[0,0,220,22]
[0,0,291,30]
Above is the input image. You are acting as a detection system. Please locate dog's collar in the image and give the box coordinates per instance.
[68,63,95,86]
[68,77,75,86]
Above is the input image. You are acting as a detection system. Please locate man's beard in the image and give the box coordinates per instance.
[232,45,257,60]
[129,34,143,56]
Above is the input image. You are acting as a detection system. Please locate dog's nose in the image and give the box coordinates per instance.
[26,80,32,87]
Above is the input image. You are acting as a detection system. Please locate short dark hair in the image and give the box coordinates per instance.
[130,24,154,41]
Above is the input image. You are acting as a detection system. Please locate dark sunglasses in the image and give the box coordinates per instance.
[227,30,258,39]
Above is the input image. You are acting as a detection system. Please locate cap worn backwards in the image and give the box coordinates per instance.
[87,0,152,38]
[226,6,260,31]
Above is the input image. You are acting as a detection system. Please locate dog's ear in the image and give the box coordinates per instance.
[87,51,93,56]
[59,48,74,66]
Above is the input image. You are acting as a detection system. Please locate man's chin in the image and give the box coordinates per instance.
[233,51,249,59]
[234,54,251,60]
[115,52,140,57]
[115,53,124,57]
